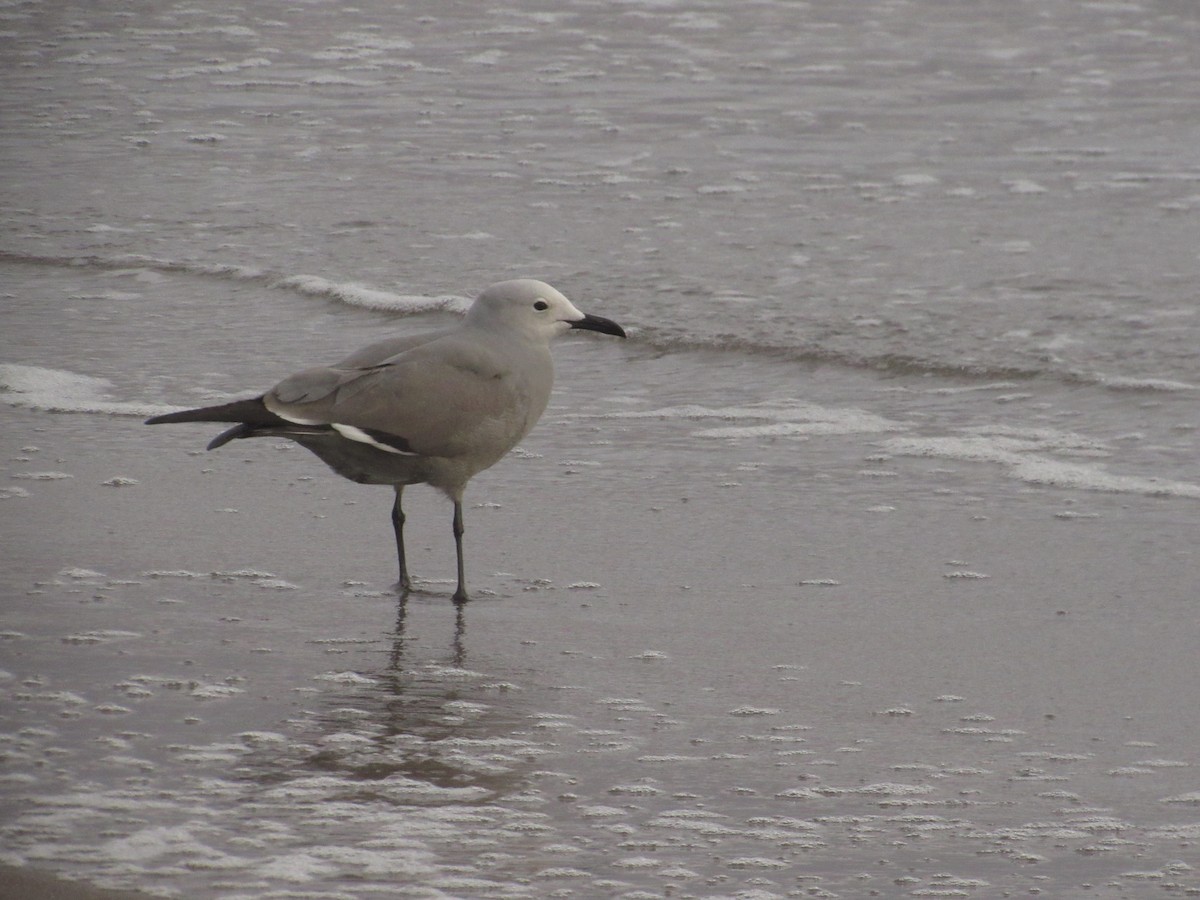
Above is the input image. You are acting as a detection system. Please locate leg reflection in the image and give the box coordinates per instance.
[386,593,468,672]
[387,592,409,671]
[452,598,466,669]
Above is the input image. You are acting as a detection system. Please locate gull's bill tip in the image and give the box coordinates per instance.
[570,312,626,339]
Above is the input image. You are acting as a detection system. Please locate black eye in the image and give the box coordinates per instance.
[533,300,549,311]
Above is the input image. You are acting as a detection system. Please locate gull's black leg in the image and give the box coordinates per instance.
[391,486,412,593]
[451,499,468,603]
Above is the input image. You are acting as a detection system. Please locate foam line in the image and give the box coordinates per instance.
[0,364,177,418]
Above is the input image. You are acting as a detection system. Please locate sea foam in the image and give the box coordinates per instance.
[273,274,469,314]
[0,364,175,417]
[882,435,1200,499]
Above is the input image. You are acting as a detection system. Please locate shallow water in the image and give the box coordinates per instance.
[3,1,1200,898]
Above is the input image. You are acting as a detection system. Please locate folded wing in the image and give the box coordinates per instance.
[264,333,541,461]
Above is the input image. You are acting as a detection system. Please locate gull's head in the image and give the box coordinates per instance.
[468,279,626,342]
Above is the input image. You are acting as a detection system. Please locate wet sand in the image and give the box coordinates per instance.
[3,343,1199,898]
[0,866,150,900]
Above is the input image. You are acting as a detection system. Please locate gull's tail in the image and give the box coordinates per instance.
[145,397,291,450]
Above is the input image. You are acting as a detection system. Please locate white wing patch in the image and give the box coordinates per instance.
[331,423,417,455]
[266,404,327,427]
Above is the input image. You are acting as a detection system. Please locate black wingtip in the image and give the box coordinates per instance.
[143,396,277,428]
[145,411,184,425]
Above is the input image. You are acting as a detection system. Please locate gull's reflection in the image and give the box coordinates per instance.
[387,593,466,672]
[237,592,527,812]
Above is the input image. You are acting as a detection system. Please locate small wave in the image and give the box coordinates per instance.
[0,364,175,418]
[882,435,1200,500]
[632,325,1053,382]
[4,251,1195,393]
[695,420,899,438]
[273,274,469,314]
[1091,375,1197,393]
[588,401,906,437]
[633,324,1197,394]
[0,248,268,279]
[0,250,470,316]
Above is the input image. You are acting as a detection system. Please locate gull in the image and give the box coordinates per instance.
[145,279,626,602]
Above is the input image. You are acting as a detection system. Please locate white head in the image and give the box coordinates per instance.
[466,279,625,342]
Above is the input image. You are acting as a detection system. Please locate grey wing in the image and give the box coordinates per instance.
[264,338,529,459]
[265,326,454,418]
[269,365,348,408]
[333,326,452,368]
